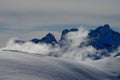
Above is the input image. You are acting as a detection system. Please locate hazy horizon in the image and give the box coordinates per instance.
[0,0,120,47]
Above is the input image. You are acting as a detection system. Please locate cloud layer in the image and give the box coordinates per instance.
[2,27,113,62]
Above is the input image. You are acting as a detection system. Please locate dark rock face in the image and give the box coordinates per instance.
[40,33,58,45]
[31,33,58,46]
[57,24,120,59]
[59,24,120,52]
[10,24,120,59]
[88,24,120,52]
[31,38,40,44]
[60,28,78,41]
[17,24,120,54]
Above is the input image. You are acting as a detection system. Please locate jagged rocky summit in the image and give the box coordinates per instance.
[15,24,120,51]
[88,24,120,52]
[57,24,120,59]
[31,33,58,46]
[59,24,120,51]
[14,24,120,59]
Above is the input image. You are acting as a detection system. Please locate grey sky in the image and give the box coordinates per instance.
[0,0,120,28]
[0,0,120,47]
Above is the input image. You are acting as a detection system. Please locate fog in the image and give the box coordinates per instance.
[2,27,119,62]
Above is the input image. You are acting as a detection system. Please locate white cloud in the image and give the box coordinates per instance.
[59,27,96,61]
[66,27,89,47]
[1,26,118,62]
[57,27,108,61]
[2,38,60,55]
[1,0,120,61]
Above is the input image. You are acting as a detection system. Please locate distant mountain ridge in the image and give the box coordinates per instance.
[14,24,120,59]
[58,24,120,51]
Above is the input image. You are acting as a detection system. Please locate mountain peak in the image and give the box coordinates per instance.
[31,33,57,46]
[40,33,58,45]
[94,24,111,33]
[46,33,54,37]
[104,24,110,29]
[60,28,78,41]
[89,24,120,52]
[62,28,78,35]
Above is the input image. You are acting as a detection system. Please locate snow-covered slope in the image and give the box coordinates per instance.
[1,24,120,80]
[0,50,120,80]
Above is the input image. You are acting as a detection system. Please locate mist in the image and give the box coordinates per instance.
[1,27,119,62]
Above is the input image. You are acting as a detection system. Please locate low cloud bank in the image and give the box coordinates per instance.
[2,38,60,55]
[59,27,108,61]
[2,27,120,62]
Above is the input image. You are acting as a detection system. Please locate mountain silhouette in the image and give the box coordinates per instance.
[88,24,120,52]
[31,33,57,46]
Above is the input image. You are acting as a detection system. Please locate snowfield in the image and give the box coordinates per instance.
[0,50,120,80]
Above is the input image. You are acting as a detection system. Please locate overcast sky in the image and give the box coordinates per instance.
[0,0,120,47]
